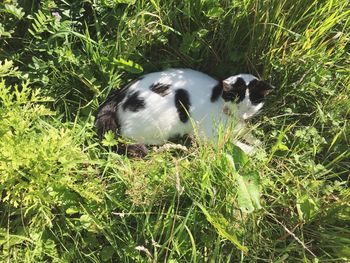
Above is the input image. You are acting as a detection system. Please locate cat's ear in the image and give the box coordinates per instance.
[222,80,231,92]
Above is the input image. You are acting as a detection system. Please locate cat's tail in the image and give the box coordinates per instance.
[96,77,144,140]
[95,89,120,140]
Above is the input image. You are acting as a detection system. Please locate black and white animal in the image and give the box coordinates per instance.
[96,68,273,157]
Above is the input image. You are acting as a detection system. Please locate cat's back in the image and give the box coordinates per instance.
[135,68,218,94]
[117,69,221,144]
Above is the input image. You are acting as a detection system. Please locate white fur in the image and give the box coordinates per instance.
[116,69,263,152]
[223,73,257,85]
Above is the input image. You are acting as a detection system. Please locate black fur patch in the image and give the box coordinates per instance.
[210,82,223,102]
[248,79,272,105]
[222,77,246,103]
[175,89,191,123]
[150,82,171,97]
[100,76,144,109]
[122,91,146,112]
[117,143,148,158]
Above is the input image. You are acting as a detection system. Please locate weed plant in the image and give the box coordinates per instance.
[0,0,349,262]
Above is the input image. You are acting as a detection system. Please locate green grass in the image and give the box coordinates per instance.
[0,0,349,262]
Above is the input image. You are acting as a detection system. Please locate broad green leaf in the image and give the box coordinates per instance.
[2,4,25,19]
[197,29,209,37]
[66,207,80,215]
[196,203,248,252]
[113,58,143,74]
[80,214,95,231]
[0,60,19,78]
[273,143,289,152]
[101,246,115,262]
[224,147,249,171]
[205,7,225,19]
[231,146,249,170]
[102,131,118,147]
[0,23,12,37]
[236,172,262,213]
[297,196,319,222]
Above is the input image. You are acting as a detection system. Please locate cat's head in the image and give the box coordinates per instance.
[222,74,274,119]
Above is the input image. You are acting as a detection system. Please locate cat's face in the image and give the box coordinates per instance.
[222,74,274,119]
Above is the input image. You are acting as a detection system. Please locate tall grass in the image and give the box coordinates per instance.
[0,0,349,262]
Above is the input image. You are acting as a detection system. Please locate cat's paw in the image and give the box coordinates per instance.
[125,144,149,158]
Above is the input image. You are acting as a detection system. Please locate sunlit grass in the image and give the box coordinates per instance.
[0,0,349,262]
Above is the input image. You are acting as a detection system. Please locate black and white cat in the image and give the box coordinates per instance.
[96,68,273,157]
